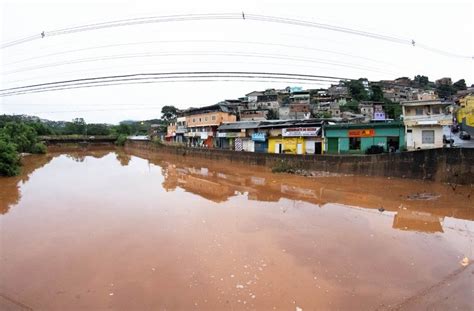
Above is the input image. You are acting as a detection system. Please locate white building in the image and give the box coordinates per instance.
[401,100,452,150]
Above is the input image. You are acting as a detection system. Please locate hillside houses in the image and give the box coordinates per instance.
[164,76,461,153]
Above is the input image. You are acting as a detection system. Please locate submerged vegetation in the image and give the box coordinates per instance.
[0,114,166,176]
[0,121,47,176]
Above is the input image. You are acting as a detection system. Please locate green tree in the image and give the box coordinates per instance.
[414,75,430,88]
[113,123,132,135]
[86,123,111,136]
[383,99,402,120]
[64,118,86,135]
[436,84,455,99]
[340,100,360,113]
[370,84,384,101]
[161,106,178,122]
[345,79,369,101]
[0,137,20,176]
[1,122,38,153]
[115,134,128,146]
[453,79,467,92]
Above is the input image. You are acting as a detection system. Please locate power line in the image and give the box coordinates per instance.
[1,71,346,92]
[3,39,395,67]
[0,60,380,87]
[0,72,345,97]
[4,78,331,100]
[2,12,470,59]
[2,50,397,76]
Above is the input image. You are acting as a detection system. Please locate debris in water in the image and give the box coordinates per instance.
[236,284,244,289]
[296,307,303,311]
[460,257,470,267]
[109,293,114,296]
[230,274,235,278]
[378,207,385,212]
[406,192,440,200]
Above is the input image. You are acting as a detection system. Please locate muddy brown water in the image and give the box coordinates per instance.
[0,148,473,310]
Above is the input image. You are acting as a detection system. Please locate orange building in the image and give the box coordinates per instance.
[183,104,237,147]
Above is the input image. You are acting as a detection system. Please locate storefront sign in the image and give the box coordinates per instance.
[252,132,267,141]
[282,127,319,137]
[348,129,375,137]
[217,132,244,138]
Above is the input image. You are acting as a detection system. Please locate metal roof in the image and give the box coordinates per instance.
[258,119,325,129]
[401,100,452,106]
[324,121,404,129]
[218,121,261,130]
[182,104,235,115]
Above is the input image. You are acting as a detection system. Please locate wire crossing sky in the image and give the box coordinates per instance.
[2,12,472,60]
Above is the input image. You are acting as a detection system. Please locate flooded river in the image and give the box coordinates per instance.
[1,149,473,310]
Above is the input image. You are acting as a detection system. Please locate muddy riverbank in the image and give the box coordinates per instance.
[126,140,474,185]
[1,149,473,310]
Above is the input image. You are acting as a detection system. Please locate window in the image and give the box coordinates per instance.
[415,108,424,115]
[205,117,208,121]
[212,115,216,120]
[199,118,202,122]
[349,137,361,150]
[192,118,196,123]
[422,130,435,144]
[431,106,440,114]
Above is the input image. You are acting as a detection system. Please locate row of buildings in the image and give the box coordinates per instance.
[164,97,456,154]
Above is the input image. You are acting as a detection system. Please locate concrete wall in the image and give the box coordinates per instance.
[125,141,474,185]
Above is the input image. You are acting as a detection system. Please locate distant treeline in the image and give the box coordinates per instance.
[0,115,166,176]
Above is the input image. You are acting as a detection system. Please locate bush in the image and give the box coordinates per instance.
[115,134,128,146]
[0,139,20,176]
[31,142,47,154]
[272,159,297,173]
[366,145,385,154]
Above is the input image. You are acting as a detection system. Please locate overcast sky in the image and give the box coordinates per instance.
[1,0,473,123]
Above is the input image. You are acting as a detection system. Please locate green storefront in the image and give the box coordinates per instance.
[324,122,405,154]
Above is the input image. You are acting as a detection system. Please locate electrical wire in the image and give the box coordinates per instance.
[0,60,369,87]
[4,78,331,100]
[0,72,345,97]
[3,39,395,67]
[2,50,397,76]
[2,12,470,59]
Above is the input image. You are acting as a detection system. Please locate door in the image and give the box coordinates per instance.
[327,138,338,153]
[315,142,322,154]
[248,140,255,152]
[406,129,413,149]
[305,140,315,154]
[274,143,281,154]
[296,143,303,155]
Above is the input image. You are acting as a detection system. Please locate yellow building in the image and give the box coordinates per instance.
[457,94,474,134]
[266,126,323,154]
[268,137,307,154]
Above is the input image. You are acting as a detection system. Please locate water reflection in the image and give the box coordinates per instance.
[116,151,131,166]
[0,149,117,215]
[136,150,473,234]
[0,154,54,214]
[1,149,473,235]
[1,149,472,310]
[393,210,444,233]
